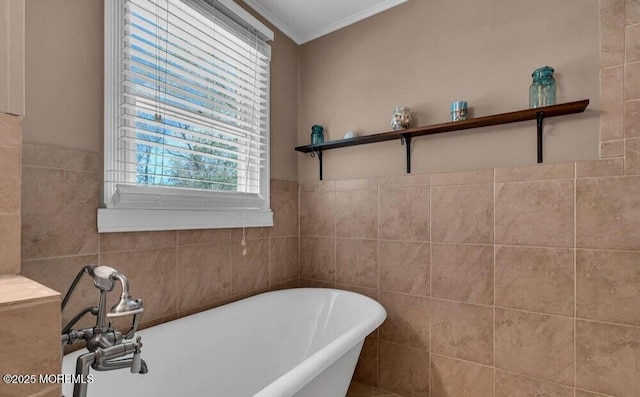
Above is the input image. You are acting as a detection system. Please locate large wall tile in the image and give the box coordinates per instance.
[576,176,640,250]
[600,0,625,68]
[628,0,640,24]
[430,355,493,397]
[495,308,574,385]
[379,186,429,241]
[626,24,640,63]
[378,291,430,350]
[270,278,299,292]
[0,299,61,397]
[600,140,625,158]
[576,320,640,397]
[430,169,493,186]
[299,278,335,288]
[576,158,624,178]
[626,62,640,100]
[353,336,378,386]
[231,238,269,296]
[230,227,270,242]
[431,300,493,365]
[495,246,574,316]
[336,239,378,288]
[625,137,640,175]
[0,213,20,275]
[600,66,624,141]
[431,184,493,244]
[22,166,99,260]
[101,248,177,323]
[495,180,574,248]
[379,240,429,296]
[100,231,176,253]
[431,243,493,305]
[270,190,298,237]
[177,242,231,312]
[300,237,335,281]
[0,113,21,147]
[379,174,429,190]
[299,180,335,193]
[495,370,574,397]
[335,178,377,191]
[270,179,297,193]
[378,341,429,397]
[495,162,574,183]
[22,142,99,173]
[336,190,378,239]
[299,191,335,237]
[625,100,640,138]
[0,145,20,213]
[269,236,299,286]
[577,249,640,326]
[177,229,230,245]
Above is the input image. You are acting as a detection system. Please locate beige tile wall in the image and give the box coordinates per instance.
[300,160,640,397]
[299,1,640,395]
[20,142,299,332]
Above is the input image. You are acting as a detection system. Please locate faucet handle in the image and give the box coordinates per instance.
[131,336,142,374]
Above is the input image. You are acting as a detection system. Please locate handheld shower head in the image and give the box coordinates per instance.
[89,266,117,292]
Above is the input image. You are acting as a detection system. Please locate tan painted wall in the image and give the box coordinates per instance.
[0,0,25,116]
[23,0,299,181]
[298,0,600,183]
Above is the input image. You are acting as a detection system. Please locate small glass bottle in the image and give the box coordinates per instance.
[529,66,557,109]
[311,125,324,145]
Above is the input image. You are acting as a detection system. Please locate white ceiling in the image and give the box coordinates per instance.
[242,0,408,45]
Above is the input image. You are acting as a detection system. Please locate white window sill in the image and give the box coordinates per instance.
[97,208,273,233]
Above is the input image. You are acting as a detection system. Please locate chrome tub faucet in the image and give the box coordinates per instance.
[61,265,148,397]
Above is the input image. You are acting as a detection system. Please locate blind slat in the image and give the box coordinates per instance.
[121,95,267,143]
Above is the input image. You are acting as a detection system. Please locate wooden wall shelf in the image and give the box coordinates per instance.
[295,99,589,180]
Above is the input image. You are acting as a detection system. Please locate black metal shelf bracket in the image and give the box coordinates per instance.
[400,134,412,173]
[310,150,323,180]
[537,111,544,163]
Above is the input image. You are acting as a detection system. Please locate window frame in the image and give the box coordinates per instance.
[99,0,274,233]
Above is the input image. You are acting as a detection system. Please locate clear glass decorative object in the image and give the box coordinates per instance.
[390,106,412,130]
[451,101,468,121]
[529,66,557,109]
[311,125,324,145]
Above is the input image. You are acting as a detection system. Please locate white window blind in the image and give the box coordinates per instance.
[100,0,273,232]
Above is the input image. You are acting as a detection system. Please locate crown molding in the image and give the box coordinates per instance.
[298,0,408,44]
[242,0,408,45]
[242,0,303,44]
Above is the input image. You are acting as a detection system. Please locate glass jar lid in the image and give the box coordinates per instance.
[532,66,555,80]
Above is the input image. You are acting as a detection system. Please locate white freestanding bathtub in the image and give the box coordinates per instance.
[61,288,386,397]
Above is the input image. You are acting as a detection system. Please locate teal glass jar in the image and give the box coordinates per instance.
[311,125,324,145]
[529,66,556,108]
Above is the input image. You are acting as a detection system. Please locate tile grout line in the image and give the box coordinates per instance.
[624,0,628,178]
[377,178,380,388]
[493,167,497,397]
[428,175,432,395]
[573,163,577,392]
